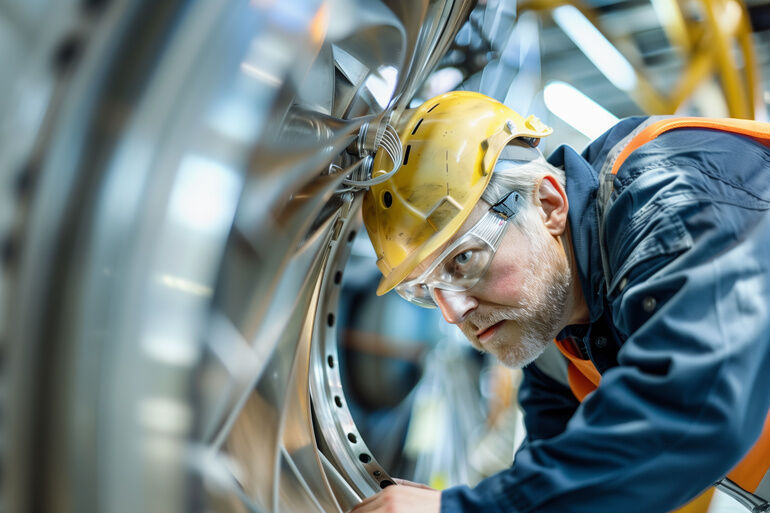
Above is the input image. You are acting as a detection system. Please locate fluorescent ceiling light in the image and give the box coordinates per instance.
[544,81,619,139]
[552,5,637,91]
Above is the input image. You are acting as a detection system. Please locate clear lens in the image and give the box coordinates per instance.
[394,210,510,308]
[434,236,494,288]
[395,282,437,308]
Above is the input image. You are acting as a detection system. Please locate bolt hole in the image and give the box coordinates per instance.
[379,480,395,489]
[334,270,343,285]
[327,355,335,368]
[373,470,382,477]
[347,433,357,443]
[359,453,372,464]
[348,230,356,243]
[2,238,17,265]
[327,313,335,327]
[382,191,393,208]
[334,396,342,408]
[82,0,110,12]
[53,36,82,73]
[15,164,34,196]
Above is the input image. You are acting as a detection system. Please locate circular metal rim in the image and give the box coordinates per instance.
[310,193,396,499]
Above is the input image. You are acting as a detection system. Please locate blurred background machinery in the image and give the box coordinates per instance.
[0,1,768,513]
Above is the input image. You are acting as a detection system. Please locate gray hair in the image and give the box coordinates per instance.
[480,143,566,238]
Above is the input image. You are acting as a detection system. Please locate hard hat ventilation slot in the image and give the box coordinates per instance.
[411,118,424,135]
[382,191,393,208]
[402,145,411,165]
[427,103,439,112]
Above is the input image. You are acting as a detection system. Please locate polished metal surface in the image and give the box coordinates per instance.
[0,0,474,512]
[716,479,770,512]
[8,0,763,511]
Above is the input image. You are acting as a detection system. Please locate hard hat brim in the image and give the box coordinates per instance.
[374,202,476,295]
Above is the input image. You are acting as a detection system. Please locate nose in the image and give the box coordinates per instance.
[432,288,477,324]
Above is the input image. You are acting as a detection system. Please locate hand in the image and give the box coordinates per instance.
[349,480,440,513]
[392,478,434,490]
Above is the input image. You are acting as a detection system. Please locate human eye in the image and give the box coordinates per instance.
[453,250,473,266]
[445,248,484,279]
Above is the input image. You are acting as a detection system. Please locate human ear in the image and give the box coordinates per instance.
[534,175,569,236]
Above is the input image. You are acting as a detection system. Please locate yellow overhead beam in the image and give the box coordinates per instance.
[701,0,751,117]
[734,0,763,117]
[650,0,692,52]
[669,42,716,108]
[517,0,763,119]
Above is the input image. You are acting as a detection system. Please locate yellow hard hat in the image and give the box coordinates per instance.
[362,91,552,296]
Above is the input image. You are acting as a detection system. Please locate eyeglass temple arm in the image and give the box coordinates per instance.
[491,192,522,220]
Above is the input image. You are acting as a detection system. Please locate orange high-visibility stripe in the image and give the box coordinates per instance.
[610,117,770,176]
[554,339,601,401]
[728,411,770,492]
[674,489,715,513]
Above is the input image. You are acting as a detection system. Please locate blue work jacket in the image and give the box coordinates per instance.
[440,117,770,512]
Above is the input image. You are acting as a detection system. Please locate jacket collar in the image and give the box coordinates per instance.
[547,117,650,330]
[547,144,604,325]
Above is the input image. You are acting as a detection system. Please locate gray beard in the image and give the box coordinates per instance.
[461,231,572,368]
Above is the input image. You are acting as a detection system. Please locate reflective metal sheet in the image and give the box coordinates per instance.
[0,1,475,513]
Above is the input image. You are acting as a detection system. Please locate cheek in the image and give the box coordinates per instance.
[478,261,531,306]
[474,228,540,304]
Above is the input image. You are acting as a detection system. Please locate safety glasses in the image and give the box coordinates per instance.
[395,192,522,308]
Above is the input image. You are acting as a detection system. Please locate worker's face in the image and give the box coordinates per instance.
[424,201,571,367]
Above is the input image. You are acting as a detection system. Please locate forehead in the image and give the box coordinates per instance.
[404,201,489,281]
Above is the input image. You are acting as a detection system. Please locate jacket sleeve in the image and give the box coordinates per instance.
[440,134,770,513]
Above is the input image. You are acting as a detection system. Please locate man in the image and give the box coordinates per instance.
[351,91,770,513]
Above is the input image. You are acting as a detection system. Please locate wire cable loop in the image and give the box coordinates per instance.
[342,124,403,188]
